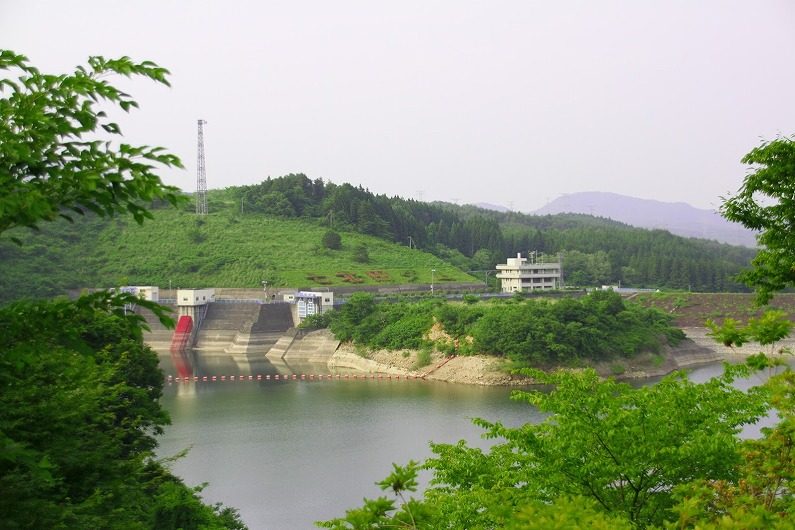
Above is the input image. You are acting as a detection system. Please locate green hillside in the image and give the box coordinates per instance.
[0,173,760,302]
[227,174,756,291]
[0,204,475,302]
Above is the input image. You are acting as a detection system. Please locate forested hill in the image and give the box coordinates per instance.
[0,209,475,302]
[0,174,756,301]
[229,174,754,291]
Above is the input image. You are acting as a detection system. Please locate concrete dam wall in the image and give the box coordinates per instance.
[136,304,176,353]
[140,302,339,362]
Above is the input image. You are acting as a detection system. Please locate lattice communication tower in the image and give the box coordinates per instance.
[196,119,208,215]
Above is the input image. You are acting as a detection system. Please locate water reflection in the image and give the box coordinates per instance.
[170,349,194,379]
[160,349,365,387]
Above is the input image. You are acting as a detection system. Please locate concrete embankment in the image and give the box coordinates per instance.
[277,328,340,363]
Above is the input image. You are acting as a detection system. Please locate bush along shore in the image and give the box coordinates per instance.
[328,329,791,386]
[314,290,770,385]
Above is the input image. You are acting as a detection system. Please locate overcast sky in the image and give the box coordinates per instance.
[3,1,795,212]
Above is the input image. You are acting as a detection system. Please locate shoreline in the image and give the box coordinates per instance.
[327,327,795,386]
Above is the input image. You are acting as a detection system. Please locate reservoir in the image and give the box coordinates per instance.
[157,355,536,529]
[155,358,772,529]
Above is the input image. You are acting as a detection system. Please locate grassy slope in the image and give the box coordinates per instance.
[0,206,476,301]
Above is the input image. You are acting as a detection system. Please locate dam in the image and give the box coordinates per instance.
[137,294,340,373]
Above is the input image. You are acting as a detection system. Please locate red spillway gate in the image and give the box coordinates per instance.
[169,315,193,354]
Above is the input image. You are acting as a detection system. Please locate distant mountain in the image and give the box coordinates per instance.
[473,202,510,213]
[533,192,757,248]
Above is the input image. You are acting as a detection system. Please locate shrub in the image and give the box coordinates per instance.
[436,340,457,355]
[401,270,418,282]
[299,312,332,329]
[373,314,433,350]
[352,244,369,263]
[329,292,378,342]
[187,226,206,243]
[413,346,432,369]
[322,230,341,250]
[463,294,480,305]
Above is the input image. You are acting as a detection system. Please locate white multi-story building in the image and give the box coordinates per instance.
[496,253,562,293]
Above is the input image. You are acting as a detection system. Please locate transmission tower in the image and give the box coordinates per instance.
[195,119,208,216]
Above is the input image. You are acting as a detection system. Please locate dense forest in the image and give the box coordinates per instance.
[233,173,755,291]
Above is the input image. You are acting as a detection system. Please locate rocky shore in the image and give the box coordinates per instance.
[327,327,795,386]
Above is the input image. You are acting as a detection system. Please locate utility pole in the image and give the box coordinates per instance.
[196,119,208,216]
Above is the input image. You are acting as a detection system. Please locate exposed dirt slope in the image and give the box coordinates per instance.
[632,292,795,327]
[329,326,787,386]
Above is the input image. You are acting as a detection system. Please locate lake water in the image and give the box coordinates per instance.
[155,357,779,529]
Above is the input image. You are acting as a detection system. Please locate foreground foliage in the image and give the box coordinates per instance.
[0,50,245,528]
[0,50,184,238]
[330,290,683,364]
[0,293,245,528]
[668,368,795,529]
[722,135,795,304]
[319,361,795,529]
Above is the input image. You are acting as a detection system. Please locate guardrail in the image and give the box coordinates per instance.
[212,299,290,304]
